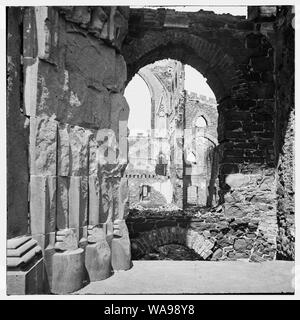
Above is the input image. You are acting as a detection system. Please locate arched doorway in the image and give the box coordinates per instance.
[122,8,278,262]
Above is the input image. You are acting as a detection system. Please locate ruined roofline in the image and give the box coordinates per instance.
[129,6,246,20]
[185,90,217,105]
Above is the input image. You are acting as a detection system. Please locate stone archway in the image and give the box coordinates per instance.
[124,29,237,102]
[122,8,279,264]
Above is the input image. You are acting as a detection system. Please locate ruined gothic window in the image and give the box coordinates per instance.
[140,185,151,200]
[155,153,167,176]
[195,115,207,128]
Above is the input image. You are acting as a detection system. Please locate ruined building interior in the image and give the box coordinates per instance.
[6,5,295,294]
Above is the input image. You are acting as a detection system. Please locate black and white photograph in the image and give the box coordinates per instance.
[3,1,297,299]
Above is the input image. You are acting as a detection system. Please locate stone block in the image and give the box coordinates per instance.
[88,131,99,176]
[106,221,114,247]
[69,176,88,241]
[51,248,85,294]
[60,68,112,128]
[66,32,116,92]
[57,176,69,229]
[7,236,44,295]
[115,54,127,93]
[89,7,108,37]
[88,224,106,243]
[97,129,119,167]
[100,7,128,51]
[99,178,113,223]
[111,220,131,271]
[85,241,112,281]
[89,176,101,226]
[32,232,56,253]
[55,229,78,251]
[225,173,251,189]
[30,175,57,236]
[23,58,39,117]
[259,174,275,191]
[29,116,57,176]
[116,177,129,220]
[69,126,89,176]
[233,238,247,252]
[57,123,70,176]
[7,257,44,295]
[111,237,132,271]
[224,204,247,218]
[110,93,130,142]
[211,248,223,260]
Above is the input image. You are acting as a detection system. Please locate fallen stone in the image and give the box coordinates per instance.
[211,248,223,260]
[233,238,247,252]
[225,173,250,189]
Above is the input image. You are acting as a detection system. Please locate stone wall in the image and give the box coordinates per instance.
[273,7,295,260]
[125,59,185,209]
[126,175,173,207]
[247,6,295,260]
[127,207,275,261]
[184,92,219,207]
[7,6,132,294]
[7,7,30,239]
[123,8,281,259]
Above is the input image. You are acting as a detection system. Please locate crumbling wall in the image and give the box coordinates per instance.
[7,7,30,239]
[184,92,218,207]
[9,6,132,294]
[126,175,173,207]
[123,8,280,261]
[273,7,295,260]
[127,209,270,261]
[245,6,295,260]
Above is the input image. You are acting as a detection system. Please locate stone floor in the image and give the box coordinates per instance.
[74,260,294,295]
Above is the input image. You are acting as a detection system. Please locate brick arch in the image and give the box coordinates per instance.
[189,106,215,128]
[123,30,239,102]
[130,226,188,259]
[130,225,215,259]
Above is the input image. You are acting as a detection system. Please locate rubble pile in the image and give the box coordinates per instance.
[127,204,276,262]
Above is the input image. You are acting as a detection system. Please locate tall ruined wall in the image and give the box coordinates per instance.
[125,134,172,208]
[183,92,218,207]
[126,134,170,174]
[125,59,185,209]
[7,6,132,294]
[246,6,295,260]
[273,7,295,260]
[123,8,281,255]
[7,8,30,239]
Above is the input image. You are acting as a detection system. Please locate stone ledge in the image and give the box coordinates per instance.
[7,236,42,270]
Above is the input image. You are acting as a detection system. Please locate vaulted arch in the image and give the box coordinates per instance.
[123,30,238,102]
